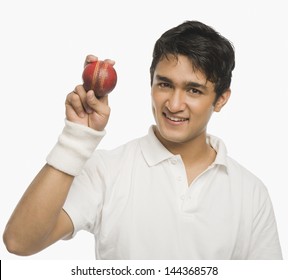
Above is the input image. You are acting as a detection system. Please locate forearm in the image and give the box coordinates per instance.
[4,118,106,255]
[3,164,73,255]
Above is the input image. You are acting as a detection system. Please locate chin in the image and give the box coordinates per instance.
[156,125,192,145]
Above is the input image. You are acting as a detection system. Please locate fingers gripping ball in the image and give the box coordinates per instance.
[82,61,117,98]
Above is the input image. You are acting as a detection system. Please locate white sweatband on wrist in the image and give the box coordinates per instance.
[46,119,105,176]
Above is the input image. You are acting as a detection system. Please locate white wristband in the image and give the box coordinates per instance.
[46,119,105,176]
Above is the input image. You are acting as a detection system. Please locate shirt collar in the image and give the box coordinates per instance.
[140,126,174,166]
[206,134,228,168]
[140,125,228,168]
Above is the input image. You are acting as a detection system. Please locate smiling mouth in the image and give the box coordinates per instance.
[163,112,189,122]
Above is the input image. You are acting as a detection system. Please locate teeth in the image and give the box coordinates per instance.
[166,114,188,122]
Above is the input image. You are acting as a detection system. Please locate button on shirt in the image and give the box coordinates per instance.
[63,126,282,260]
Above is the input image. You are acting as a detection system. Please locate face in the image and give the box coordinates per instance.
[151,54,230,148]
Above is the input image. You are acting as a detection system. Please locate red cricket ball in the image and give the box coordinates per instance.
[82,60,117,97]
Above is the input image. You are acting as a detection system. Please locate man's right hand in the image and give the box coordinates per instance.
[65,55,113,131]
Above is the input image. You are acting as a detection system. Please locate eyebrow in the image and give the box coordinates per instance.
[155,75,173,84]
[155,74,208,90]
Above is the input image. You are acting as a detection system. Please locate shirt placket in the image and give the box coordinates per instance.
[169,156,217,214]
[167,156,191,211]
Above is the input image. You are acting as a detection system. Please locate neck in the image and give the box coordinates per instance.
[155,129,213,165]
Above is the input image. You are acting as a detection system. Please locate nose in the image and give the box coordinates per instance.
[166,90,186,113]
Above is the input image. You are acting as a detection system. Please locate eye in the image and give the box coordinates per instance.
[159,82,172,88]
[188,88,202,95]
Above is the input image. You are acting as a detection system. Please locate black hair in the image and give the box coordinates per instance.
[150,20,235,100]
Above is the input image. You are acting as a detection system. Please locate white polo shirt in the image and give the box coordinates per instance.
[63,126,282,260]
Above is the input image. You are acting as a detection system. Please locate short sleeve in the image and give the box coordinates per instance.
[247,183,283,259]
[63,152,106,238]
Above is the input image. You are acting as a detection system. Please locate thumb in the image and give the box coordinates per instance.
[86,90,109,110]
[86,90,99,108]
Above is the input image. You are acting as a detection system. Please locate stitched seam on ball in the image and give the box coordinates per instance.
[92,62,101,91]
[100,62,108,92]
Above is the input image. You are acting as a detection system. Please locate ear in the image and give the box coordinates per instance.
[214,89,231,112]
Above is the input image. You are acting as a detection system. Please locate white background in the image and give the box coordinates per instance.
[0,0,287,260]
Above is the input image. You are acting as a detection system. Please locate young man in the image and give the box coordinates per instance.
[3,20,282,259]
